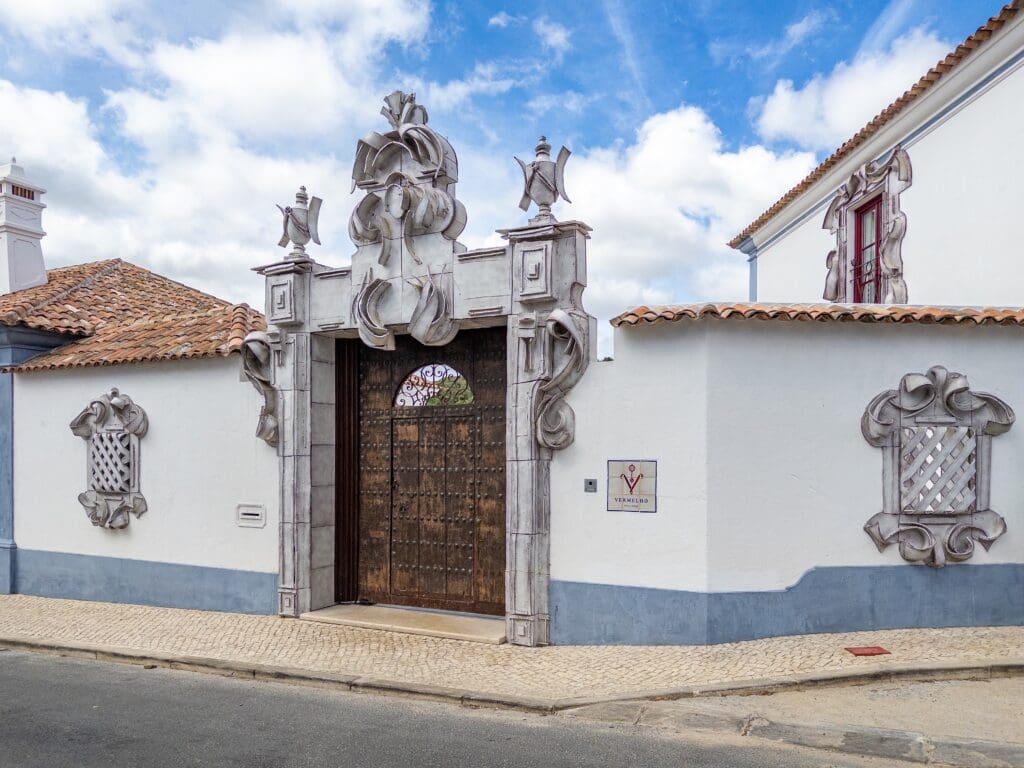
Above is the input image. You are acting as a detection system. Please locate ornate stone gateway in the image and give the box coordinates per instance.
[346,328,506,614]
[248,91,593,645]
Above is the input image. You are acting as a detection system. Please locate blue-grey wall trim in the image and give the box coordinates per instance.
[0,541,12,594]
[0,325,70,594]
[735,236,758,302]
[16,549,278,614]
[748,255,757,302]
[550,564,1024,645]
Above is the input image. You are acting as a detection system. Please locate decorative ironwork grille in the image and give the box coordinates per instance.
[900,426,976,513]
[89,431,132,494]
[394,363,474,407]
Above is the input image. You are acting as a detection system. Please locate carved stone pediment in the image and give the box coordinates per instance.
[862,366,1013,566]
[342,91,466,349]
[69,388,149,530]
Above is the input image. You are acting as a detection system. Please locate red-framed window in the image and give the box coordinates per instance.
[852,197,882,303]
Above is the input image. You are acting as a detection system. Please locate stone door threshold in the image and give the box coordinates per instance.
[299,604,507,644]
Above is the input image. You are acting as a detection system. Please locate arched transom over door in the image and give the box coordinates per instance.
[351,326,506,615]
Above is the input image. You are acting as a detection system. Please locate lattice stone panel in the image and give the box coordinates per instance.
[900,426,976,514]
[89,431,132,494]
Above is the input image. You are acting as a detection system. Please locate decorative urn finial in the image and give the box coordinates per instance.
[276,185,322,261]
[515,135,571,223]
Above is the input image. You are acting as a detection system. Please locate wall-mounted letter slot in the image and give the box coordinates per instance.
[236,503,266,528]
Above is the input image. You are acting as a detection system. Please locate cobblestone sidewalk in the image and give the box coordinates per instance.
[1,595,1021,706]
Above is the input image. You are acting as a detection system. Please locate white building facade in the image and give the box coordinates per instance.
[732,4,1024,307]
[0,161,278,612]
[13,358,279,613]
[3,3,1023,647]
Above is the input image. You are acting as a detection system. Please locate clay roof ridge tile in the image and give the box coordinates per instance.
[611,302,1024,328]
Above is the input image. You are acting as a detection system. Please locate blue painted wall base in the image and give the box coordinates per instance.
[550,564,1024,645]
[15,549,278,614]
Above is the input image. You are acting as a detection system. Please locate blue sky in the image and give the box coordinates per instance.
[0,0,1001,351]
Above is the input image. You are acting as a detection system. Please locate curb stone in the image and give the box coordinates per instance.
[1,633,1022,713]
[564,702,1024,767]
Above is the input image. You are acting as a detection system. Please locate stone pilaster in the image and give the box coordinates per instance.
[256,259,314,617]
[502,220,593,645]
[308,334,336,610]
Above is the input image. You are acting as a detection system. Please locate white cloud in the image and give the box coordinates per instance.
[566,105,815,352]
[751,9,829,61]
[754,27,949,151]
[121,33,364,143]
[405,62,520,112]
[533,17,571,57]
[487,11,525,28]
[0,1,817,359]
[858,0,919,55]
[526,90,594,115]
[712,9,831,68]
[602,0,649,113]
[0,1,434,309]
[0,0,143,67]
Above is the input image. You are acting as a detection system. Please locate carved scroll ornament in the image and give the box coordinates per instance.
[69,388,149,530]
[862,366,1013,567]
[535,308,589,450]
[352,269,394,350]
[351,91,457,190]
[408,267,458,346]
[822,146,911,304]
[242,330,281,446]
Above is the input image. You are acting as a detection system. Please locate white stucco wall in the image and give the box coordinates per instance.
[553,319,1024,594]
[755,57,1024,306]
[897,60,1024,306]
[754,209,833,303]
[550,323,708,591]
[13,357,279,574]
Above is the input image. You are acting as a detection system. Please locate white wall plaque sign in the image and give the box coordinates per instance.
[607,460,657,513]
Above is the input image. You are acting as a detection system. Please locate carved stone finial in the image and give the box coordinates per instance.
[381,90,429,129]
[515,136,571,224]
[276,185,322,261]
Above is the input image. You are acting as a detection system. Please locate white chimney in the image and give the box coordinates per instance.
[0,158,47,294]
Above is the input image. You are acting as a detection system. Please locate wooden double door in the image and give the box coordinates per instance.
[336,327,506,615]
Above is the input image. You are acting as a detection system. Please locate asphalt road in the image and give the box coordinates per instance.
[0,649,911,768]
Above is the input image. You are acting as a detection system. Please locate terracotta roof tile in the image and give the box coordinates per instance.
[14,304,266,371]
[1,258,266,371]
[728,1,1022,249]
[611,302,1024,328]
